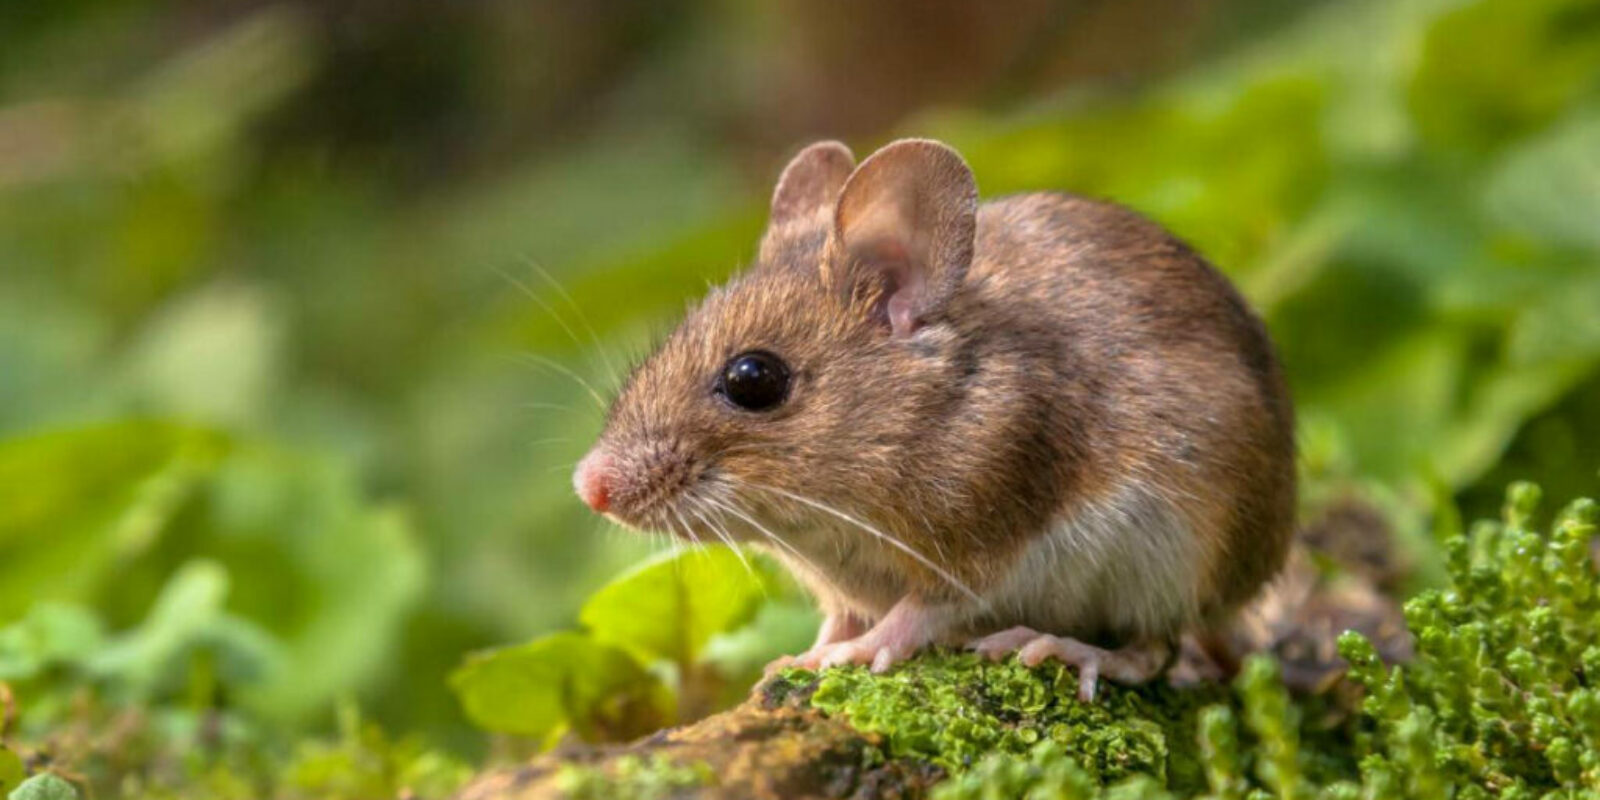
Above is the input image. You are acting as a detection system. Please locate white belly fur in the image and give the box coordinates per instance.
[975,482,1202,641]
[756,481,1201,642]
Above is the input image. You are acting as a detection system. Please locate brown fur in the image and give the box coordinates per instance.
[583,139,1295,646]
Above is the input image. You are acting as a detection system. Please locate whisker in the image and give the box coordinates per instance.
[493,264,607,373]
[524,259,624,387]
[732,478,981,602]
[669,506,706,553]
[685,498,756,578]
[700,491,827,581]
[520,401,581,413]
[511,352,607,411]
[695,500,772,598]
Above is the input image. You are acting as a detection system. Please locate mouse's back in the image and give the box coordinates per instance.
[957,190,1296,628]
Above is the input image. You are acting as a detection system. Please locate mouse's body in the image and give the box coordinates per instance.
[573,140,1294,698]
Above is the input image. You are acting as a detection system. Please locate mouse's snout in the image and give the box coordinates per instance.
[571,437,699,532]
[573,448,614,513]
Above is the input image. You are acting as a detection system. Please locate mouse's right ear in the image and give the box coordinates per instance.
[828,139,977,338]
[768,141,856,228]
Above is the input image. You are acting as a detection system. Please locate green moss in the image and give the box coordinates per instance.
[785,482,1600,799]
[930,741,1164,800]
[783,652,1226,793]
[552,755,714,800]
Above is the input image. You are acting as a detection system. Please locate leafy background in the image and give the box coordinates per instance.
[0,0,1597,795]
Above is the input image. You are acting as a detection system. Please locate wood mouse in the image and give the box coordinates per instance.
[572,138,1295,700]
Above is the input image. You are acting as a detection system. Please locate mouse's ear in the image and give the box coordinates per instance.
[829,139,977,338]
[768,141,856,227]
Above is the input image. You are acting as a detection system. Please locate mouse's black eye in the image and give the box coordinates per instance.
[717,351,790,411]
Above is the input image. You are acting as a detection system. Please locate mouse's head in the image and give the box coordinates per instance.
[572,139,981,551]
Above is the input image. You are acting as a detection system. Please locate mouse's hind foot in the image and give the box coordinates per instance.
[968,627,1172,702]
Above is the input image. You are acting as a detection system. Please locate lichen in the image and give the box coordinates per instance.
[782,652,1225,794]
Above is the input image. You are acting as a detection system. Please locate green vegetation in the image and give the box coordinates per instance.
[786,655,1222,788]
[0,541,803,797]
[552,756,715,800]
[1333,485,1600,798]
[448,547,797,745]
[8,775,79,800]
[1,0,1597,796]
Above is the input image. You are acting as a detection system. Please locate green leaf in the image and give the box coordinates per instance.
[6,773,77,800]
[86,560,228,689]
[0,421,226,620]
[700,599,818,682]
[449,631,669,743]
[579,547,774,668]
[82,559,288,704]
[0,603,104,681]
[0,748,23,797]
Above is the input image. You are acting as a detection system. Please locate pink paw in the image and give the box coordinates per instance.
[793,637,918,673]
[967,627,1170,702]
[787,599,945,674]
[970,626,1041,661]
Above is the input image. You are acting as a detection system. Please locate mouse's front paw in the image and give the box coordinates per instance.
[792,598,945,673]
[791,637,918,673]
[767,643,895,674]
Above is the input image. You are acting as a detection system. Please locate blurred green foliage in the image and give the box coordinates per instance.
[0,0,1597,795]
[0,749,22,796]
[448,547,801,747]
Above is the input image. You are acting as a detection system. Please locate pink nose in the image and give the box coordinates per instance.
[573,449,614,513]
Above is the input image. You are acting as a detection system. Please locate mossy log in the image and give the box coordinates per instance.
[456,684,943,800]
[457,501,1409,800]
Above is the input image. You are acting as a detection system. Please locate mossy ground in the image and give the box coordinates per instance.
[757,484,1600,799]
[770,655,1231,793]
[767,651,1357,800]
